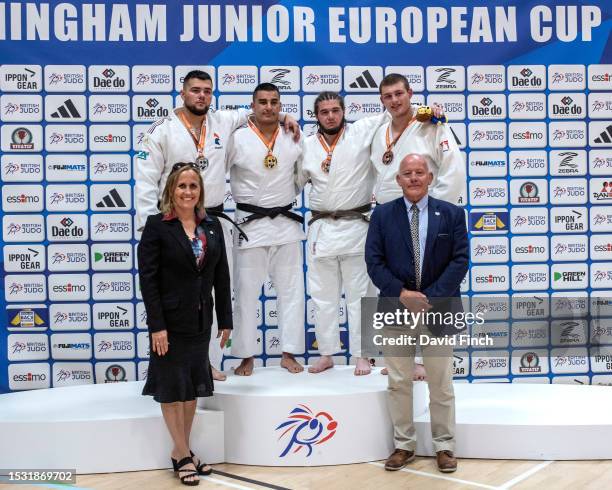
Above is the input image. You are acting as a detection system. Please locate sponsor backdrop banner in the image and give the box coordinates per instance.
[1,0,611,392]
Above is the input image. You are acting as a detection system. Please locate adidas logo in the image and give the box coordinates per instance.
[50,99,81,119]
[96,189,126,208]
[594,124,612,144]
[349,70,378,89]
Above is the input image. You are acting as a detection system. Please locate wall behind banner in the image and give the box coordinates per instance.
[1,0,612,392]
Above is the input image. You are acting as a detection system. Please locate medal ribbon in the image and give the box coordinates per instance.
[248,119,280,156]
[178,110,206,158]
[317,127,345,168]
[384,117,416,155]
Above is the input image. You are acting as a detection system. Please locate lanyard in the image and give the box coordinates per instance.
[178,110,206,156]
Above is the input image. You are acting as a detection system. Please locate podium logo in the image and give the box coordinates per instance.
[276,405,338,457]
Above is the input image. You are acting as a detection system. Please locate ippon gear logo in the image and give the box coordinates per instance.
[275,405,338,457]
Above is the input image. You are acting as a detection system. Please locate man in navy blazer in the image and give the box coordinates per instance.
[365,153,468,473]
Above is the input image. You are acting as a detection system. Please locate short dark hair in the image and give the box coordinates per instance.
[183,70,213,88]
[313,91,345,115]
[253,82,280,100]
[379,73,410,93]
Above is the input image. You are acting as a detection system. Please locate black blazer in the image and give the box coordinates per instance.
[137,213,232,336]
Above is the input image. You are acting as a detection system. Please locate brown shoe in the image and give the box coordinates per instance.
[436,450,457,473]
[384,448,415,471]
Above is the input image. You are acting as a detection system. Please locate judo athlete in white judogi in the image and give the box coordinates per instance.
[371,73,466,206]
[297,92,387,376]
[226,83,305,376]
[135,71,299,380]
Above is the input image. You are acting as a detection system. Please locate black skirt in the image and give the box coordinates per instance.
[142,332,214,403]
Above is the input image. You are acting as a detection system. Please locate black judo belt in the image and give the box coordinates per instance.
[235,203,304,226]
[308,203,372,226]
[205,204,249,242]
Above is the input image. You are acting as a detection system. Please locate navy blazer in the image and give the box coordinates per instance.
[365,195,469,302]
[138,213,233,336]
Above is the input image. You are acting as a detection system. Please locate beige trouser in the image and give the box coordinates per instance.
[385,322,455,453]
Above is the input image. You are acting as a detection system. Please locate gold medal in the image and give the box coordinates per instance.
[321,158,331,173]
[264,153,278,169]
[382,150,394,165]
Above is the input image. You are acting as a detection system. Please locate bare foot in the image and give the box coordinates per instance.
[234,357,254,376]
[380,364,426,380]
[280,353,304,373]
[212,366,226,381]
[354,357,372,376]
[413,363,427,381]
[308,355,334,373]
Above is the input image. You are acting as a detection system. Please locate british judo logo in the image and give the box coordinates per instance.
[275,404,338,457]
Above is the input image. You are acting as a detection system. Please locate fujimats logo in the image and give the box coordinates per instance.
[275,405,338,457]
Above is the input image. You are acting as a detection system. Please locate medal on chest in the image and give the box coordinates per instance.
[264,153,278,169]
[248,119,281,170]
[382,119,415,166]
[178,110,208,170]
[317,127,344,174]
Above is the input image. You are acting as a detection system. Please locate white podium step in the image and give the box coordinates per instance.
[207,366,612,464]
[2,366,612,473]
[0,381,224,473]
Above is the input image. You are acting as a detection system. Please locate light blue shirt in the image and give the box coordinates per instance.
[404,194,428,274]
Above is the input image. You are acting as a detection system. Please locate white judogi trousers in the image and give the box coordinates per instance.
[231,242,305,358]
[307,252,371,358]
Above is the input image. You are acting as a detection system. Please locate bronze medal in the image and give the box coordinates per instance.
[264,153,278,169]
[382,150,394,165]
[321,158,331,174]
[317,128,344,176]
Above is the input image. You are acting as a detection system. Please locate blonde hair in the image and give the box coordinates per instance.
[160,164,205,215]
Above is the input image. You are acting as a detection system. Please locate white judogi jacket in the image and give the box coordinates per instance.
[135,108,249,230]
[298,115,387,258]
[227,124,304,249]
[371,120,465,205]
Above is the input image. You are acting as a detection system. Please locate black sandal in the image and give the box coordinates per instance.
[190,450,213,476]
[175,456,199,486]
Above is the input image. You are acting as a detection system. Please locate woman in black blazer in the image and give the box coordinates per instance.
[138,162,232,486]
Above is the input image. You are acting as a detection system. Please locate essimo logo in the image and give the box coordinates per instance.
[48,274,90,301]
[471,265,508,292]
[89,125,130,151]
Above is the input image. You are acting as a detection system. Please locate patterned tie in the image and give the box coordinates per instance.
[410,203,421,290]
